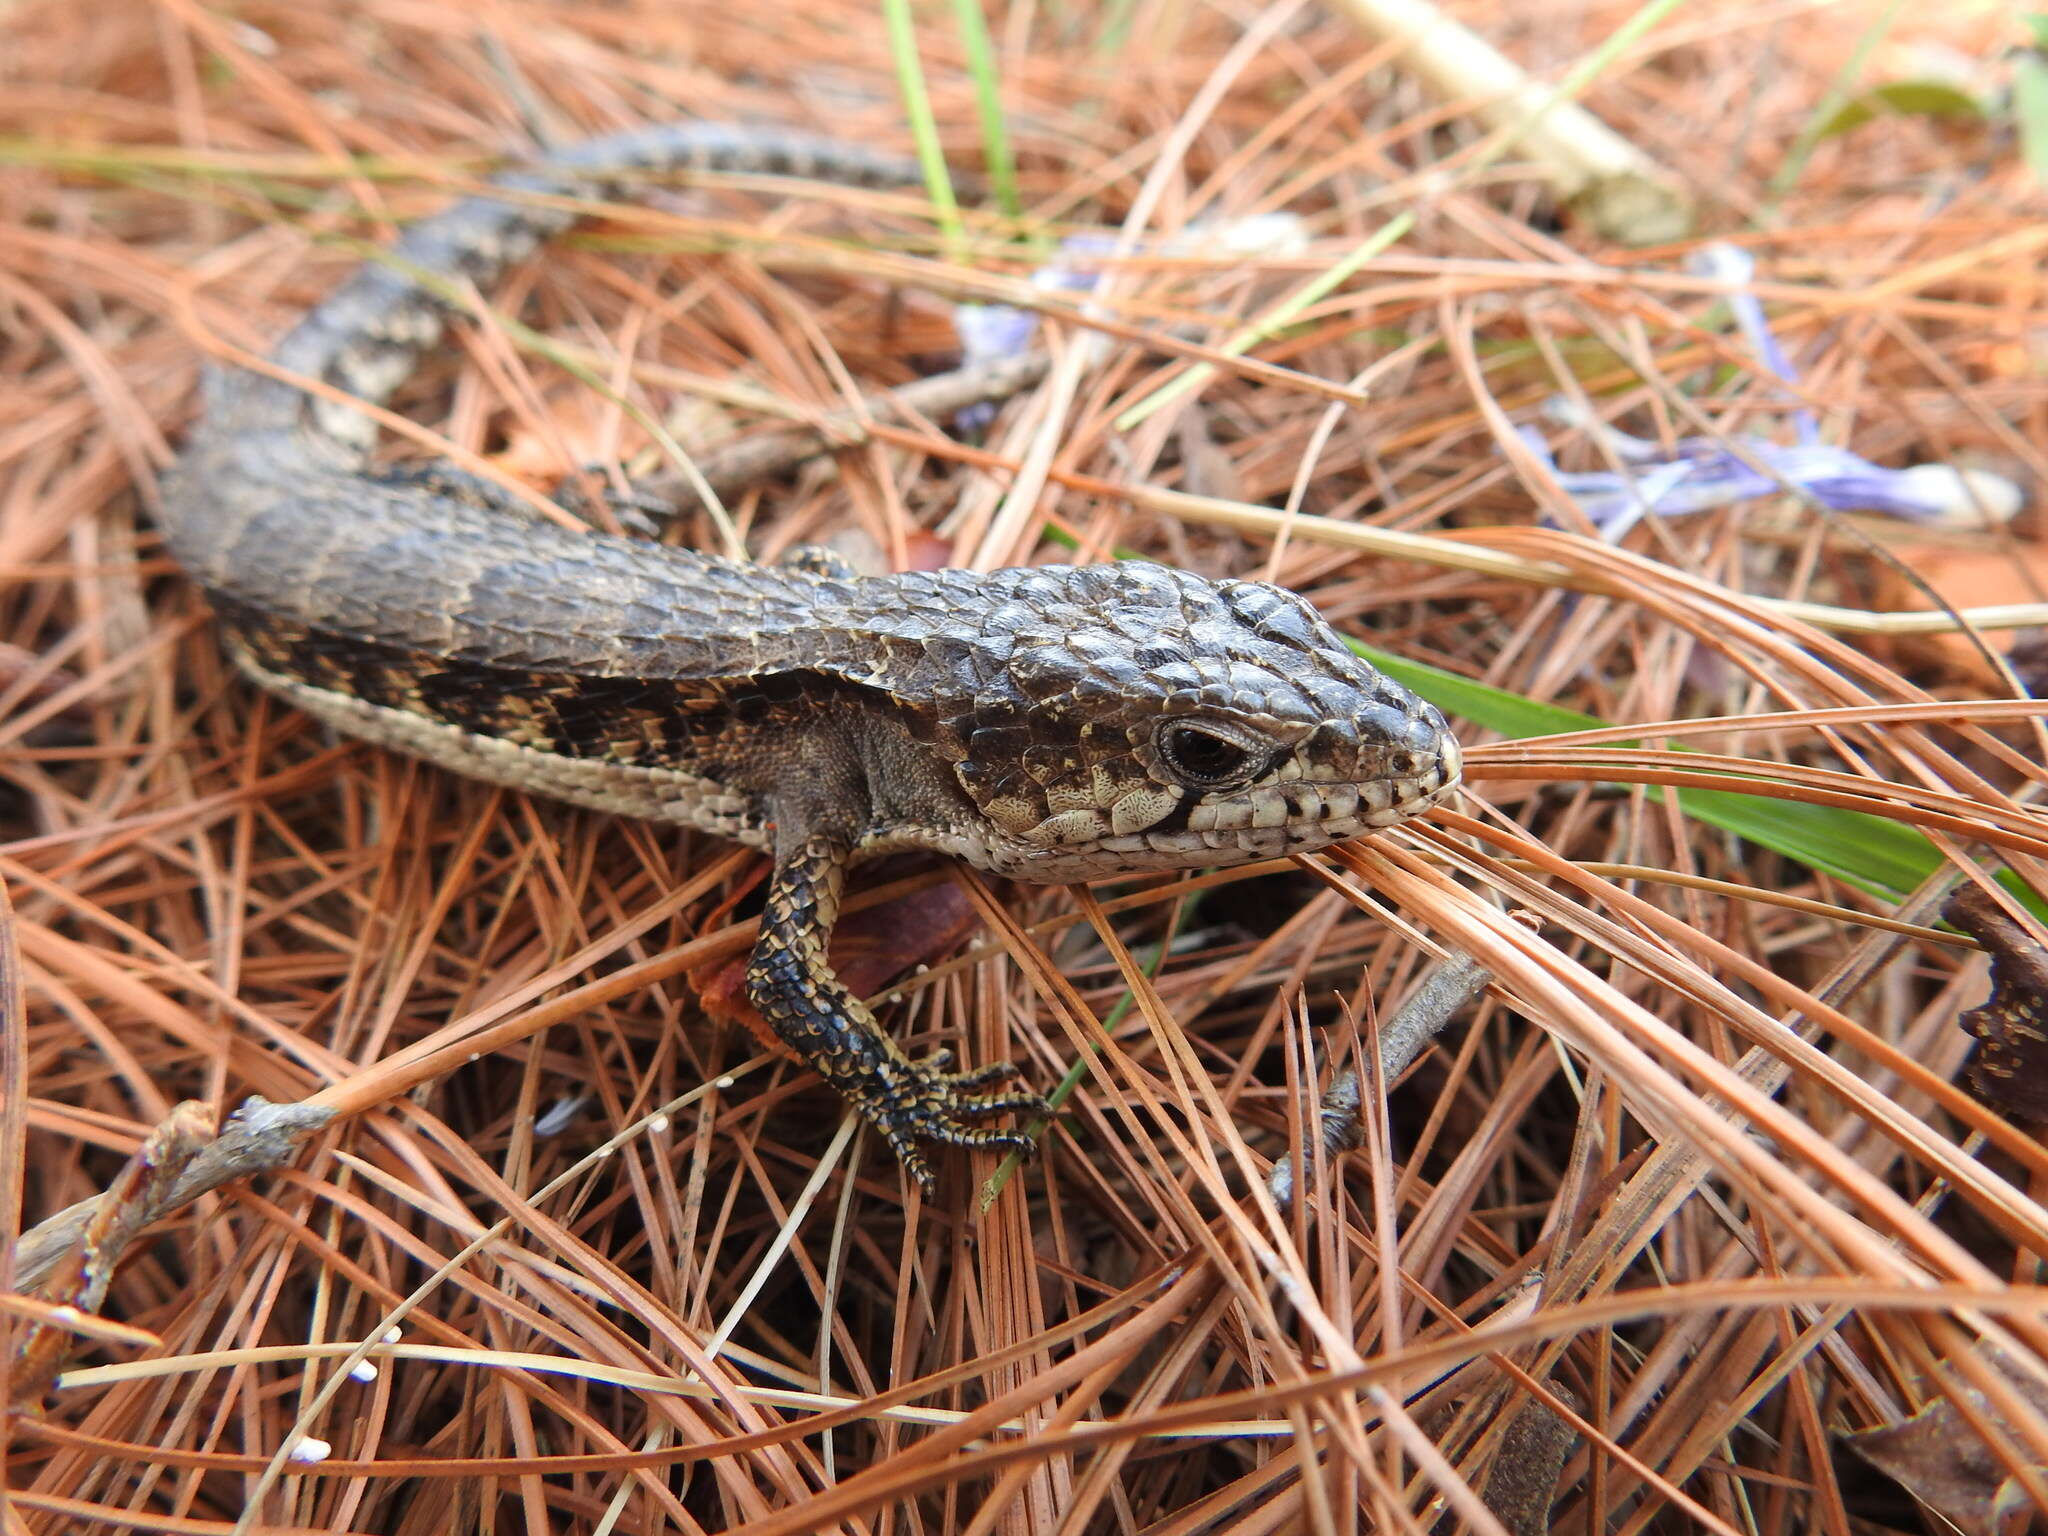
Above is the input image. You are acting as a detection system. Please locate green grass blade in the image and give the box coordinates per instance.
[881,0,965,253]
[951,0,1023,219]
[2015,52,2048,187]
[1353,643,1976,904]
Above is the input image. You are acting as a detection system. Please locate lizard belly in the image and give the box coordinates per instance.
[235,651,770,842]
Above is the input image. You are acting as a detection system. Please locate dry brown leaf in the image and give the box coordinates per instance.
[1948,885,2048,1125]
[690,877,979,1059]
[1843,1355,2048,1536]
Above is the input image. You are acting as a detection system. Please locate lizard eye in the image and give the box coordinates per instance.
[1156,720,1267,789]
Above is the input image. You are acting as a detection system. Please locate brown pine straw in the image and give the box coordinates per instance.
[6,0,2048,1532]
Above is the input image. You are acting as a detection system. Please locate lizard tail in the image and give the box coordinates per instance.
[195,122,929,466]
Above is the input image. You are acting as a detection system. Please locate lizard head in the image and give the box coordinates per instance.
[922,561,1459,880]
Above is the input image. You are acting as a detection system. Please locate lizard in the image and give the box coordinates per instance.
[159,121,1462,1195]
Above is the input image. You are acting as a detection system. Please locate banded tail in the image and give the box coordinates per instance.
[186,123,927,467]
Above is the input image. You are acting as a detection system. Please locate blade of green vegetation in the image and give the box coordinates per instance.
[1353,643,2016,907]
[951,0,1024,219]
[1814,79,1985,141]
[1670,785,1955,898]
[1765,0,1908,204]
[882,0,965,253]
[1091,0,1140,57]
[2016,52,2048,187]
[1364,647,1605,747]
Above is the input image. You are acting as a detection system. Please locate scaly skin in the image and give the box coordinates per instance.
[160,123,1462,1196]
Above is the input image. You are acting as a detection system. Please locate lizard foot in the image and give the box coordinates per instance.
[860,1054,1049,1198]
[748,830,1048,1198]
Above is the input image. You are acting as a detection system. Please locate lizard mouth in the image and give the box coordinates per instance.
[1158,746,1459,857]
[953,738,1461,882]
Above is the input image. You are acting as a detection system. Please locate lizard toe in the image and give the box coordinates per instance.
[864,1055,1045,1187]
[934,1058,1028,1092]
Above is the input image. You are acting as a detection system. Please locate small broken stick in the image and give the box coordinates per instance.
[1267,948,1494,1210]
[12,1101,215,1405]
[639,351,1052,518]
[12,1097,335,1303]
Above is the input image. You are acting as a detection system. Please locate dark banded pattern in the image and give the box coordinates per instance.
[162,123,1461,1195]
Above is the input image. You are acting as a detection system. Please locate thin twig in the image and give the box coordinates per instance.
[642,351,1051,515]
[1268,949,1495,1210]
[12,1098,335,1296]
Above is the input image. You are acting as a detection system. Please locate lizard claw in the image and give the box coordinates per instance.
[865,1054,1048,1198]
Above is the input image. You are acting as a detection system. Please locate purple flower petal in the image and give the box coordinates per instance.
[1532,418,2022,538]
[1689,242,1817,442]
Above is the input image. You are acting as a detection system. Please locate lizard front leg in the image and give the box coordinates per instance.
[744,828,1046,1196]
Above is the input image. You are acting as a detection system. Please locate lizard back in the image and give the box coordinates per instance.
[158,118,1462,1191]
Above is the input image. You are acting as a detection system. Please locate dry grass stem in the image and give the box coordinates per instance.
[4,0,2045,1531]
